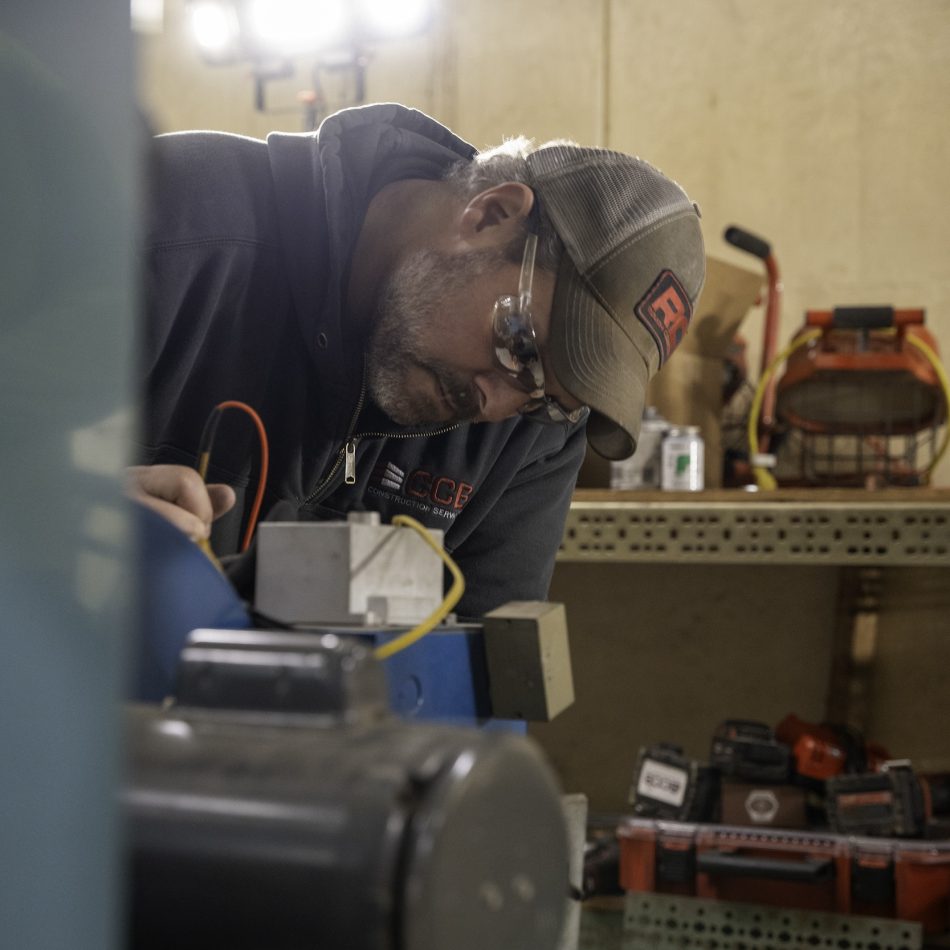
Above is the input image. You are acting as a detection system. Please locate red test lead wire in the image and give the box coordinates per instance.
[196,400,270,553]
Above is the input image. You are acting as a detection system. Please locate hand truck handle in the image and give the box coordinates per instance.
[724,226,772,260]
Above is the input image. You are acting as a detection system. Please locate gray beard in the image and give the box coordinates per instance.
[366,247,501,426]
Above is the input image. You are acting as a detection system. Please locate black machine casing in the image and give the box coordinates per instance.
[125,631,569,950]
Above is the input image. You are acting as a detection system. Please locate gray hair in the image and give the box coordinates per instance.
[442,136,569,271]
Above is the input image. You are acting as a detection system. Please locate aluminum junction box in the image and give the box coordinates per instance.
[254,513,445,626]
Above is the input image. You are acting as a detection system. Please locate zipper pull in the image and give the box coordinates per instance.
[344,439,357,485]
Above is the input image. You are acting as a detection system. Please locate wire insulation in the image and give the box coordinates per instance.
[196,400,270,553]
[747,329,822,490]
[372,515,465,661]
[904,333,950,481]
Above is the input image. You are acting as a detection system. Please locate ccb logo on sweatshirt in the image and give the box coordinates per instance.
[369,459,474,520]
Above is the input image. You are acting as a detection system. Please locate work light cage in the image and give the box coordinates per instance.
[770,309,948,488]
[773,424,945,488]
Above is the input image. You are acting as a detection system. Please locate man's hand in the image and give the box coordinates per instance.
[126,465,236,542]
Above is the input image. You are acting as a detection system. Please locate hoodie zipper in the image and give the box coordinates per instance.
[303,374,368,507]
[303,377,462,507]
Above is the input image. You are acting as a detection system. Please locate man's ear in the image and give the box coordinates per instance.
[458,182,535,244]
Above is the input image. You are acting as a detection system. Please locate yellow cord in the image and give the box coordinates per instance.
[372,515,466,661]
[905,333,950,480]
[195,450,224,570]
[748,329,823,490]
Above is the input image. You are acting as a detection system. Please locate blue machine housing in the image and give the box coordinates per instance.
[136,504,522,731]
[368,627,525,733]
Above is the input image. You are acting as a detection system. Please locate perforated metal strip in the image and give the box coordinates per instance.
[559,501,950,565]
[622,893,923,950]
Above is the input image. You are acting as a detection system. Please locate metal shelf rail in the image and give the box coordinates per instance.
[558,489,950,566]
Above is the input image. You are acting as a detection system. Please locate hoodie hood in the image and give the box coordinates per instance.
[265,104,476,388]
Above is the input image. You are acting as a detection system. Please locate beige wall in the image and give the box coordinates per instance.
[138,2,950,808]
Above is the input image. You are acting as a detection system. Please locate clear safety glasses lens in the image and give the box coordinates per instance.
[490,233,586,426]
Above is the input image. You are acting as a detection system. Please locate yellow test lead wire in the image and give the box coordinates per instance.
[747,328,822,491]
[194,449,222,565]
[904,333,950,480]
[372,515,466,661]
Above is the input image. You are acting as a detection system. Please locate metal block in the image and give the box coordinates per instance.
[482,601,575,721]
[255,513,444,625]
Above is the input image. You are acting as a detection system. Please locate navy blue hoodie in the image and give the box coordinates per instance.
[141,103,587,618]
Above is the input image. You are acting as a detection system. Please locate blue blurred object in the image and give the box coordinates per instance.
[135,503,252,702]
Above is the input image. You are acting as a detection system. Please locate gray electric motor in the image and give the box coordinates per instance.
[125,631,568,950]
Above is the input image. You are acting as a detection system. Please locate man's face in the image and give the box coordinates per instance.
[366,246,578,427]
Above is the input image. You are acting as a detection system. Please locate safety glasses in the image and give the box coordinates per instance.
[491,232,586,425]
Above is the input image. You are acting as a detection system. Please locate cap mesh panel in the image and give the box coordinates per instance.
[529,148,693,275]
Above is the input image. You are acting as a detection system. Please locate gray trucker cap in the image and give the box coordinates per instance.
[527,146,706,460]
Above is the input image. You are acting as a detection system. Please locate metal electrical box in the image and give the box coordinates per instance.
[255,513,445,626]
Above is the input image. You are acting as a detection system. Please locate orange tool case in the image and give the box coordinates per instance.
[618,818,950,935]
